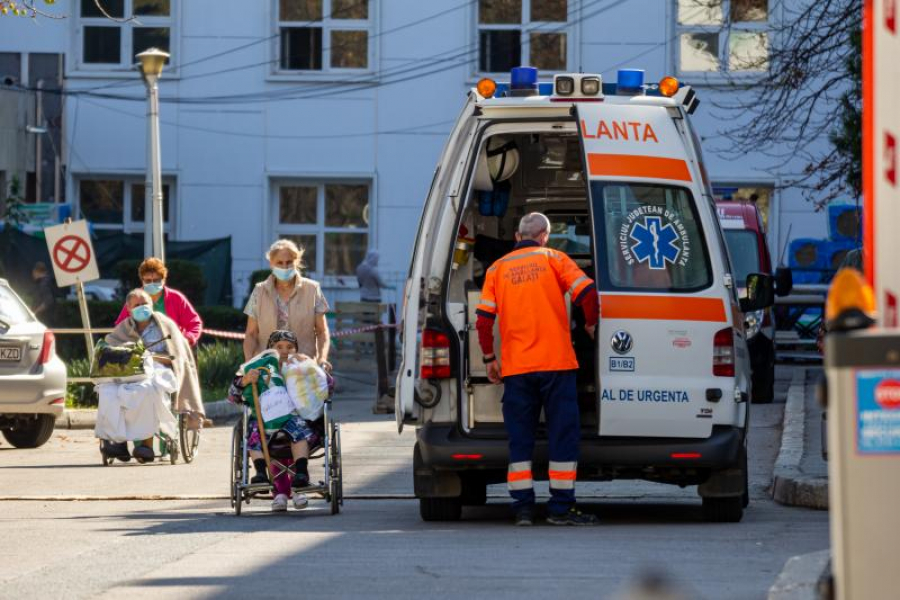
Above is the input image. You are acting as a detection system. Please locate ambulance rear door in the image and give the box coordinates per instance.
[576,102,729,439]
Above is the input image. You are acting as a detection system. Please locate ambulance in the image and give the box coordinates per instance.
[396,67,776,523]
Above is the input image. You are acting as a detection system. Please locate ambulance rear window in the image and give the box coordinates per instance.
[591,182,712,292]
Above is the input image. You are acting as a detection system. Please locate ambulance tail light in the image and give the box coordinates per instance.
[713,328,735,377]
[421,329,452,379]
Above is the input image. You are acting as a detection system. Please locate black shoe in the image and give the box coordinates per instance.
[546,507,599,526]
[250,472,269,485]
[132,445,155,463]
[291,471,310,489]
[102,441,130,461]
[514,507,535,527]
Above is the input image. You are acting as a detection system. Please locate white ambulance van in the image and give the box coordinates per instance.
[396,67,776,523]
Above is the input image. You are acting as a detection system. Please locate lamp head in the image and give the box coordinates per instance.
[136,47,170,78]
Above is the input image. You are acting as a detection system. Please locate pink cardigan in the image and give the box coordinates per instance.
[115,287,203,346]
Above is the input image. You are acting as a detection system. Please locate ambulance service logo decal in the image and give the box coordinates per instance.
[620,207,692,270]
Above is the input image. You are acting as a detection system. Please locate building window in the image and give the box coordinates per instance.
[477,0,569,74]
[274,181,369,276]
[277,0,371,72]
[78,0,172,69]
[676,0,769,74]
[77,177,173,234]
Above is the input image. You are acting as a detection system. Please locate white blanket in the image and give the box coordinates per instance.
[95,356,179,442]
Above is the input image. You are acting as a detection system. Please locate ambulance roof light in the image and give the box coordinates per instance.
[476,77,497,98]
[509,66,539,96]
[658,76,679,97]
[617,68,645,94]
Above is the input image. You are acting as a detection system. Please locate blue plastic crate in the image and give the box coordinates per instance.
[788,238,827,270]
[791,269,827,285]
[827,204,862,242]
[822,239,860,271]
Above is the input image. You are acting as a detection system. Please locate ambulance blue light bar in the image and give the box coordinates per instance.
[617,69,645,94]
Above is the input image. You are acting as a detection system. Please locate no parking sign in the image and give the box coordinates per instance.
[44,220,100,287]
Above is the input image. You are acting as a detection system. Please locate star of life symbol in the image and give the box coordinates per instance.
[629,216,681,270]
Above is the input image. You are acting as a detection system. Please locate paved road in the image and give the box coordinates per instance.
[0,366,828,599]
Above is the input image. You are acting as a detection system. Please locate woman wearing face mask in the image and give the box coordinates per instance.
[114,257,203,347]
[243,239,332,373]
[105,289,206,460]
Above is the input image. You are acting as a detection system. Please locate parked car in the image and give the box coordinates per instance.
[0,278,66,448]
[716,201,793,403]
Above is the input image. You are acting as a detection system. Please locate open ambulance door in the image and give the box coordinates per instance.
[575,101,721,439]
[396,96,480,432]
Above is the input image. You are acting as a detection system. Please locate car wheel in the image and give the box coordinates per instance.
[2,415,55,448]
[702,496,744,523]
[460,477,488,506]
[419,497,462,521]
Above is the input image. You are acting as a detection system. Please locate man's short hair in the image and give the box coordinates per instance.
[518,212,551,240]
[126,288,152,306]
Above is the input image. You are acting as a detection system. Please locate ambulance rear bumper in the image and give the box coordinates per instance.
[416,423,743,471]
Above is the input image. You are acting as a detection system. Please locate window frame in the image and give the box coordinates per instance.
[473,0,577,78]
[74,174,176,236]
[673,0,773,83]
[71,0,179,78]
[270,177,373,279]
[270,0,376,82]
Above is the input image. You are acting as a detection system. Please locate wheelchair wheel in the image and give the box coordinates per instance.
[167,437,179,465]
[179,413,201,464]
[231,421,243,512]
[329,421,343,515]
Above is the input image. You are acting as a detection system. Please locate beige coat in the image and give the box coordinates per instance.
[247,275,325,358]
[106,312,205,416]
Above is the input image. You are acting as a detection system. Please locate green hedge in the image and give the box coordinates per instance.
[197,305,246,333]
[116,258,207,306]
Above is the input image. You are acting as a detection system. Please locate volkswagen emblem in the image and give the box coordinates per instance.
[611,330,633,355]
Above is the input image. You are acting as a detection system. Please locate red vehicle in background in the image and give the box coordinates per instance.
[716,202,793,403]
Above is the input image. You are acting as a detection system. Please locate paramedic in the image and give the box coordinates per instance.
[475,212,599,526]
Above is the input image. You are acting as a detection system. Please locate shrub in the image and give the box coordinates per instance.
[197,341,244,401]
[66,357,96,407]
[115,258,207,306]
[197,305,246,334]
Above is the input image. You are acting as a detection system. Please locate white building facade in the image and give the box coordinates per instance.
[0,0,833,308]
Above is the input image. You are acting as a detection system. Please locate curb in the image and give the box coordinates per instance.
[55,399,241,430]
[768,550,831,600]
[771,368,829,510]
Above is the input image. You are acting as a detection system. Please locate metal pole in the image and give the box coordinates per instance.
[143,75,154,259]
[75,279,93,359]
[35,79,43,202]
[149,76,164,262]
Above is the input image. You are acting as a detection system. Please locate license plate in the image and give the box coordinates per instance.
[0,347,21,361]
[609,357,635,372]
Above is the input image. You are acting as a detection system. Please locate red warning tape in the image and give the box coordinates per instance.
[201,323,398,342]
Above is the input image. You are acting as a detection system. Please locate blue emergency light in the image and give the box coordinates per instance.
[617,69,645,93]
[509,66,539,96]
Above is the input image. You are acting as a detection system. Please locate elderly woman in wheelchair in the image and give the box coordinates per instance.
[229,330,333,512]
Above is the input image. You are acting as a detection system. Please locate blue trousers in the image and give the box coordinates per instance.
[502,370,579,515]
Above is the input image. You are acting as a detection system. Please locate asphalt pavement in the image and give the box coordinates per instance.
[0,365,829,600]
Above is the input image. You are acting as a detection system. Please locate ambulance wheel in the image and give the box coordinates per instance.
[741,446,750,508]
[702,496,743,523]
[751,369,775,404]
[419,497,462,522]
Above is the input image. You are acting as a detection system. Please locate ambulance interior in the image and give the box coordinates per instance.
[447,130,599,433]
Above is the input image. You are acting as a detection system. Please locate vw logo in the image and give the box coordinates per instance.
[610,330,633,355]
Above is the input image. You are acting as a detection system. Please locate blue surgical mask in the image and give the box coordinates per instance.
[143,282,164,296]
[272,266,296,282]
[131,304,153,323]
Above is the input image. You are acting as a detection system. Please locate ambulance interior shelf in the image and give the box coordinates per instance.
[449,129,598,431]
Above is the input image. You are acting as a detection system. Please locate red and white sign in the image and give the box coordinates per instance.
[875,379,900,409]
[43,220,100,287]
[864,0,900,328]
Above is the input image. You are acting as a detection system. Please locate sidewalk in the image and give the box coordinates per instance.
[772,367,829,509]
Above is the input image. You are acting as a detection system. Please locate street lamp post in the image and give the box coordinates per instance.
[136,47,169,262]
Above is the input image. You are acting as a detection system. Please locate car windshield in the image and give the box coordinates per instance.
[0,284,34,326]
[591,182,712,292]
[723,230,761,287]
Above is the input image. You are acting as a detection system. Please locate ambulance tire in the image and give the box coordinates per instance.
[702,496,743,523]
[419,497,462,522]
[740,446,750,508]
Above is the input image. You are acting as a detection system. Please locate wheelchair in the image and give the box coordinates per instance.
[99,404,203,466]
[230,393,342,516]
